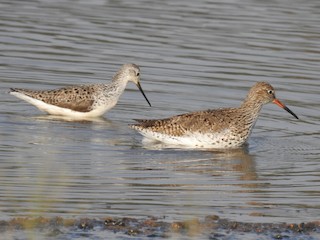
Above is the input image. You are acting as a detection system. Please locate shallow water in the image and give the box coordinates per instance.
[0,0,319,239]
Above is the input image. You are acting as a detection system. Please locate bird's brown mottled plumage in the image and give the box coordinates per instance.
[10,85,99,112]
[133,109,238,136]
[130,82,298,148]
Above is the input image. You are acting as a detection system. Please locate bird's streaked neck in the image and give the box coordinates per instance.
[239,97,264,122]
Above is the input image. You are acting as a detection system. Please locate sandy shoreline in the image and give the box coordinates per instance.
[1,215,319,239]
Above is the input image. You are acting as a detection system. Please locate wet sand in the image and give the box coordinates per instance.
[1,215,319,239]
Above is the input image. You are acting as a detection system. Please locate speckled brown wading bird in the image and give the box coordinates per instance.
[130,82,298,148]
[10,64,151,119]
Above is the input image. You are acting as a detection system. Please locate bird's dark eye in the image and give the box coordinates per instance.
[136,72,140,76]
[268,90,273,94]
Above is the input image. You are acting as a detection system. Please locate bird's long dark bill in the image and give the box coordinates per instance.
[137,82,151,107]
[273,99,298,119]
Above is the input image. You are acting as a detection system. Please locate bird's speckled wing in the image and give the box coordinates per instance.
[132,109,236,136]
[10,85,99,112]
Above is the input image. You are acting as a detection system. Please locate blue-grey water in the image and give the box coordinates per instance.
[0,0,319,239]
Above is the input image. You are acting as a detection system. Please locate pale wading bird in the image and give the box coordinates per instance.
[130,82,298,149]
[10,64,151,119]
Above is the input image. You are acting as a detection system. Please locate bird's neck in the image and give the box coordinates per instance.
[113,79,127,92]
[103,75,128,97]
[239,97,264,124]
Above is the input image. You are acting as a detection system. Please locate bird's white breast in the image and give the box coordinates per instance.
[136,128,245,149]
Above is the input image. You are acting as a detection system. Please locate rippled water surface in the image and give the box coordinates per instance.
[0,0,319,239]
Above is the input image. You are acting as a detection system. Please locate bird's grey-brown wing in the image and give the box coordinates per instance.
[10,85,98,112]
[131,109,234,136]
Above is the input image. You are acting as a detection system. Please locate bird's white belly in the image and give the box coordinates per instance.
[137,129,246,149]
[10,92,112,118]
